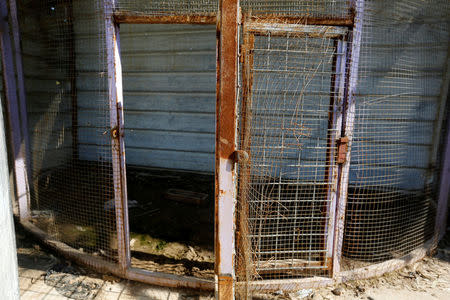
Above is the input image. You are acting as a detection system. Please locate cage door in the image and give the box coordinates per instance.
[236,22,349,280]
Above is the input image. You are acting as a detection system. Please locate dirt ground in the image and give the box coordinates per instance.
[16,219,450,300]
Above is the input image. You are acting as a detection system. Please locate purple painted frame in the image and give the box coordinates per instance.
[332,0,365,276]
[104,0,130,272]
[0,0,30,220]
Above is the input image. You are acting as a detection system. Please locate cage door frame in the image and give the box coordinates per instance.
[238,20,349,279]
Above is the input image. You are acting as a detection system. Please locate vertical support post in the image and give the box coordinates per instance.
[326,40,348,271]
[104,0,130,273]
[7,0,31,179]
[435,97,450,241]
[332,0,364,276]
[216,0,239,299]
[428,49,450,186]
[0,0,30,220]
[0,93,20,300]
[431,48,450,241]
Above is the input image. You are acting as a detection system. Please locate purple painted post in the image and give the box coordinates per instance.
[8,0,31,181]
[326,39,348,267]
[104,0,130,273]
[0,0,30,220]
[435,115,450,240]
[332,0,365,276]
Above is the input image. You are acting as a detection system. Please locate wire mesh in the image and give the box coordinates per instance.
[342,0,449,268]
[114,0,218,16]
[241,0,352,18]
[114,0,352,18]
[0,0,447,293]
[236,27,349,285]
[17,0,117,264]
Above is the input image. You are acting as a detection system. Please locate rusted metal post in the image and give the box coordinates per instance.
[104,0,130,273]
[326,39,348,271]
[0,0,30,220]
[332,0,365,276]
[216,0,239,298]
[435,106,450,241]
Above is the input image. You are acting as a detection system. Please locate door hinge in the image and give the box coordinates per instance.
[336,136,349,164]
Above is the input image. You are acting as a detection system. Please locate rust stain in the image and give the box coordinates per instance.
[249,15,354,27]
[215,0,239,292]
[336,136,349,164]
[114,12,217,24]
[218,275,234,300]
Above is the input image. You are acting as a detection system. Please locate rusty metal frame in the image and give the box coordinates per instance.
[244,22,348,38]
[216,0,240,299]
[105,0,130,273]
[0,0,30,220]
[234,20,254,292]
[326,39,349,272]
[239,19,350,276]
[247,15,354,27]
[105,0,219,290]
[332,0,365,276]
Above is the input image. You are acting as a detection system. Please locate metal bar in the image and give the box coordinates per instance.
[235,25,254,289]
[428,47,450,170]
[245,22,348,38]
[429,46,450,227]
[325,39,348,273]
[0,0,30,220]
[435,108,450,240]
[104,0,130,273]
[0,85,20,299]
[7,0,31,180]
[216,0,239,298]
[332,0,365,276]
[114,12,216,24]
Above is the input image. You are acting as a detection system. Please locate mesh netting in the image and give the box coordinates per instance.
[234,0,449,293]
[236,27,349,283]
[18,0,117,263]
[114,0,218,16]
[241,0,351,18]
[342,0,449,267]
[114,0,351,18]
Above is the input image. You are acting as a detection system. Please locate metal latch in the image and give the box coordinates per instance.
[111,126,120,139]
[336,136,349,164]
[233,150,249,164]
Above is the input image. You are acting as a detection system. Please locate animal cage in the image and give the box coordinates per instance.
[0,0,449,298]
